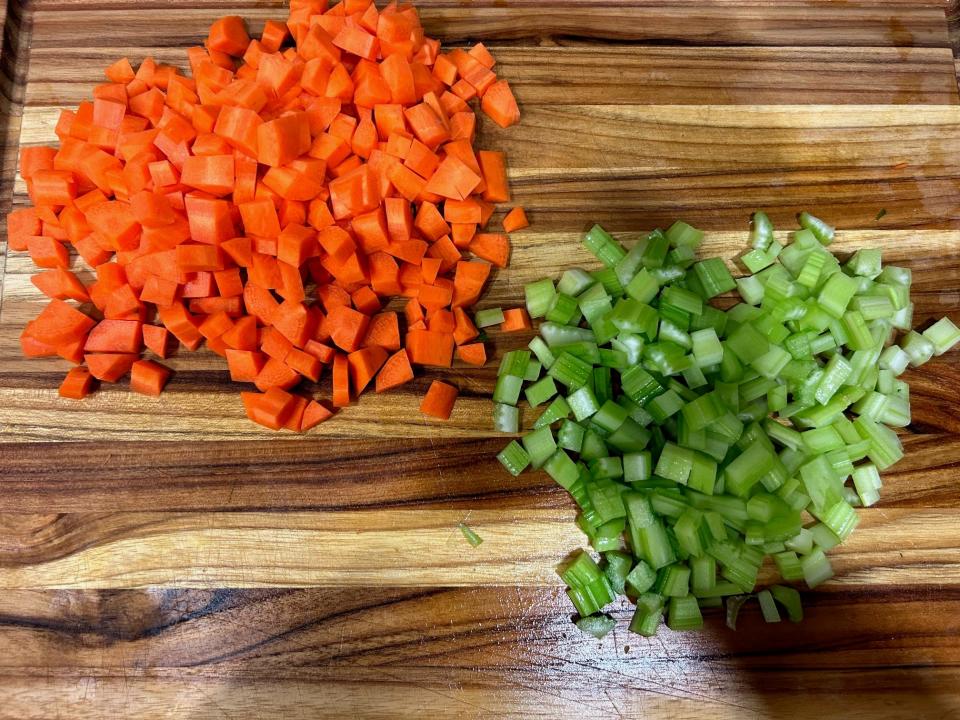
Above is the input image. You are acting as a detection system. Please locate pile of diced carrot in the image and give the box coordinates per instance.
[6,0,524,431]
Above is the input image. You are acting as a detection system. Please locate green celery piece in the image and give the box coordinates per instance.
[757,589,781,623]
[642,229,670,269]
[923,317,960,355]
[458,523,483,547]
[497,440,530,476]
[800,548,834,588]
[628,593,665,636]
[625,559,657,594]
[475,307,505,328]
[817,272,858,318]
[543,449,580,489]
[667,596,704,631]
[533,396,572,429]
[557,267,596,296]
[589,456,624,481]
[522,426,557,469]
[770,585,803,622]
[655,564,691,598]
[528,336,556,369]
[750,211,774,250]
[575,615,616,639]
[624,492,677,569]
[568,386,601,422]
[726,322,770,364]
[583,224,626,268]
[558,419,586,452]
[546,293,579,325]
[725,440,776,497]
[493,403,519,433]
[525,375,558,408]
[694,257,737,299]
[548,351,593,390]
[798,211,835,245]
[666,220,704,248]
[603,551,633,594]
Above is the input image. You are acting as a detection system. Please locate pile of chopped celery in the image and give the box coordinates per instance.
[495,212,960,637]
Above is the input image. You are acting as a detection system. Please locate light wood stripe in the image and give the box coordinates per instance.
[0,508,954,589]
[21,45,960,107]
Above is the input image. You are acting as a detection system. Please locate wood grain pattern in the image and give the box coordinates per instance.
[0,506,956,588]
[1,0,960,717]
[21,45,960,106]
[0,587,958,719]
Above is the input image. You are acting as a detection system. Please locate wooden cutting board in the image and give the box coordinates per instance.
[1,1,960,717]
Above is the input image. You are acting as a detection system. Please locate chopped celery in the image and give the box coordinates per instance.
[923,317,960,355]
[490,213,936,641]
[757,589,781,623]
[458,523,484,547]
[475,307,505,329]
[493,403,520,433]
[497,440,530,476]
[667,596,704,631]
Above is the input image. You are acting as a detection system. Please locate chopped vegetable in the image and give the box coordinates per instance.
[8,0,522,430]
[458,522,484,547]
[492,213,958,637]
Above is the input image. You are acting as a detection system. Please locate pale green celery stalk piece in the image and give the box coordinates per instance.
[475,307,505,328]
[801,548,834,588]
[575,615,616,639]
[798,211,835,245]
[923,317,960,356]
[528,337,556,370]
[497,440,530,476]
[667,596,703,631]
[493,403,520,433]
[458,523,484,547]
[750,211,774,251]
[770,585,803,622]
[757,589,781,622]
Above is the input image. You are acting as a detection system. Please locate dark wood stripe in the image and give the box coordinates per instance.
[0,432,959,512]
[0,586,956,674]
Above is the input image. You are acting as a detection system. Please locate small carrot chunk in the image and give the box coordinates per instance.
[420,380,458,419]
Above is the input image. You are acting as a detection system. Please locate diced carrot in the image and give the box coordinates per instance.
[478,150,509,203]
[130,358,173,396]
[362,311,400,351]
[481,79,520,129]
[326,303,371,352]
[241,387,297,430]
[347,345,388,393]
[424,155,481,201]
[332,352,350,407]
[469,232,510,268]
[8,1,520,430]
[59,366,95,400]
[143,324,175,358]
[84,319,143,353]
[375,348,414,392]
[85,352,138,382]
[456,342,486,366]
[207,16,250,57]
[255,356,301,392]
[420,379,458,419]
[31,267,89,302]
[500,307,532,332]
[285,347,322,382]
[502,206,529,232]
[300,399,333,430]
